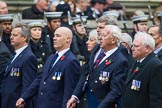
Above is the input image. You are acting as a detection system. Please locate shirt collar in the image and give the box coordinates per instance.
[105,47,118,58]
[12,45,28,62]
[52,48,70,66]
[99,47,118,64]
[15,45,28,56]
[154,46,162,54]
[56,48,70,59]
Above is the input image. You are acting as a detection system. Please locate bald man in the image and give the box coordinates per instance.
[16,27,81,108]
[0,1,8,14]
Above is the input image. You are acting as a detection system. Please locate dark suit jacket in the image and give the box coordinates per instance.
[0,41,11,77]
[1,46,37,108]
[157,48,162,61]
[122,52,162,108]
[73,45,129,108]
[22,50,81,108]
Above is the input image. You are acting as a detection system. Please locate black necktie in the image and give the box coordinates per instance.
[50,53,58,68]
[8,52,16,64]
[94,49,105,68]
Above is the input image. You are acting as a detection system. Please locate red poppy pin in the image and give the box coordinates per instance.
[134,67,139,73]
[61,55,65,60]
[105,60,111,66]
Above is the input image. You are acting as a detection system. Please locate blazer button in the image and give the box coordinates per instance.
[90,89,93,92]
[40,92,43,95]
[43,82,46,84]
[95,80,98,83]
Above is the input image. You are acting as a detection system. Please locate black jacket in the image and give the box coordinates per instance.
[22,4,44,19]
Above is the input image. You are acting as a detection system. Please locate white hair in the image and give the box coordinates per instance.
[134,32,155,50]
[121,33,132,48]
[105,25,121,46]
[89,29,99,43]
[33,0,38,3]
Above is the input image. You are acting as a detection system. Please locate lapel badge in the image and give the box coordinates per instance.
[131,79,141,91]
[105,60,111,66]
[61,55,65,61]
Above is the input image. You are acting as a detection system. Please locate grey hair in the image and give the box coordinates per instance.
[105,25,121,46]
[97,15,118,26]
[89,29,99,43]
[12,23,30,43]
[121,33,132,48]
[134,32,155,50]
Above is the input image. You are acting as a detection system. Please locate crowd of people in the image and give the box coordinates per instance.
[0,0,162,108]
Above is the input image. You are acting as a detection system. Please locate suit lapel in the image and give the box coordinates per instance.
[126,62,138,84]
[89,45,100,72]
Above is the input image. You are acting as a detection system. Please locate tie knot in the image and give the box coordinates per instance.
[54,53,58,57]
[12,52,16,56]
[50,53,59,68]
[100,49,104,54]
[93,49,105,68]
[136,61,140,65]
[98,49,105,58]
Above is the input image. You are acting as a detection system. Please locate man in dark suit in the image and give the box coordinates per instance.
[16,27,81,108]
[67,25,128,108]
[122,32,162,108]
[1,23,37,108]
[148,25,162,61]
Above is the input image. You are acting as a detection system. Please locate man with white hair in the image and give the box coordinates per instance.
[122,32,162,108]
[67,25,128,108]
